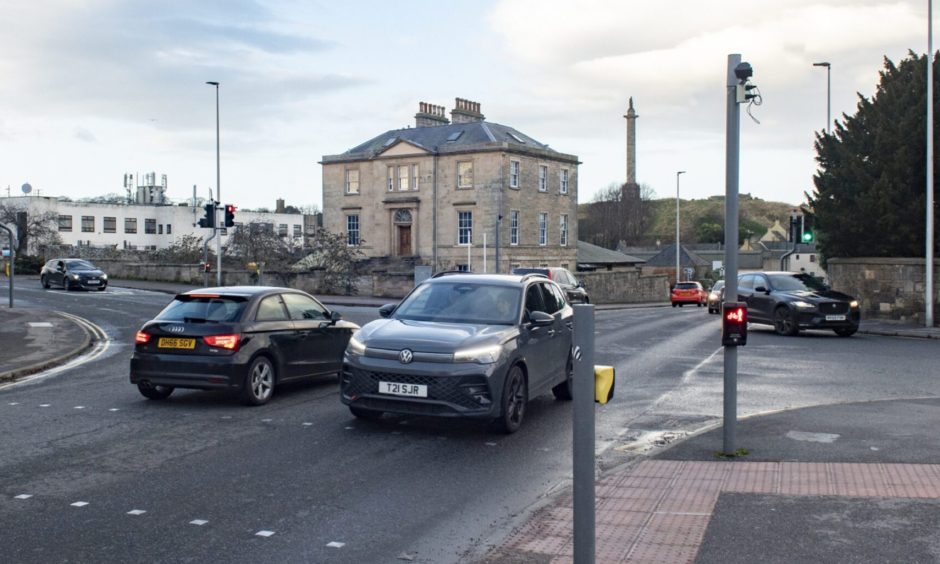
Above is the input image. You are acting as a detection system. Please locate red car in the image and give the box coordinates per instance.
[671,281,707,307]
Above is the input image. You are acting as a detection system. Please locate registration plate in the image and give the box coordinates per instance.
[825,315,846,321]
[157,337,196,350]
[86,279,99,285]
[378,381,427,398]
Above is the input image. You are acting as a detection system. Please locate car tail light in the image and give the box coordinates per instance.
[135,331,151,344]
[203,334,242,350]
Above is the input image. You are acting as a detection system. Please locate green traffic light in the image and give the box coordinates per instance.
[802,231,814,242]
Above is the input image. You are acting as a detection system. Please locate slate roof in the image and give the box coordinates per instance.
[321,121,578,164]
[577,240,645,265]
[643,244,710,267]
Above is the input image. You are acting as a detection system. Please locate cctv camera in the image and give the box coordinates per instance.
[734,62,753,81]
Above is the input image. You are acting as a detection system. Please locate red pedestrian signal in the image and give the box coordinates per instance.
[722,303,747,347]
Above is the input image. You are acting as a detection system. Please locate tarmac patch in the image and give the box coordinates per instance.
[785,430,840,443]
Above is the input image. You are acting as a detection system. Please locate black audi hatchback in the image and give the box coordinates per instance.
[130,287,359,405]
[733,271,860,337]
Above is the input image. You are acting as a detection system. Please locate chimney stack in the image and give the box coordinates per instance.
[415,102,450,127]
[450,98,485,124]
[276,198,286,213]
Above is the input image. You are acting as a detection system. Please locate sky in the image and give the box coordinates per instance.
[0,0,932,211]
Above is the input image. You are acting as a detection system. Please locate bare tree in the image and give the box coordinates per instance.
[580,182,655,249]
[293,228,366,294]
[0,202,61,255]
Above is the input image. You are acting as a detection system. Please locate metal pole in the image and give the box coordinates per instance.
[0,225,14,307]
[723,54,742,455]
[813,62,832,134]
[676,171,685,283]
[572,303,595,564]
[483,233,487,273]
[928,0,935,327]
[207,81,222,286]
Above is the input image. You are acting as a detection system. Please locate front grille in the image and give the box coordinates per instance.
[343,368,487,409]
[818,302,849,315]
[356,397,453,415]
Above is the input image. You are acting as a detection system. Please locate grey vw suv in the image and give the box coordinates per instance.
[341,273,574,433]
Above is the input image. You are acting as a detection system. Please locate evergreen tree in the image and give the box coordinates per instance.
[808,51,939,263]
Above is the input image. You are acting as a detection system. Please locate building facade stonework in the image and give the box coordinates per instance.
[321,99,580,273]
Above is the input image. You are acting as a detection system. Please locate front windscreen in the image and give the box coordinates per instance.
[66,260,97,270]
[394,282,522,325]
[768,273,827,292]
[156,295,248,323]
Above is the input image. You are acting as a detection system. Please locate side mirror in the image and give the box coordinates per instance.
[577,280,584,288]
[378,303,396,318]
[529,310,554,327]
[330,310,343,323]
[754,285,768,294]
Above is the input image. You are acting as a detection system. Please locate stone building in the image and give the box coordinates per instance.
[321,98,580,273]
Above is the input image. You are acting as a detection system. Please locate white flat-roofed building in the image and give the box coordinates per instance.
[0,196,313,254]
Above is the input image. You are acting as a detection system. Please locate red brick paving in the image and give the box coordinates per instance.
[487,460,940,563]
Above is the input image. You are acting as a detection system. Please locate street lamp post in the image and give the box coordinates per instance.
[813,62,831,134]
[206,81,221,286]
[676,171,686,284]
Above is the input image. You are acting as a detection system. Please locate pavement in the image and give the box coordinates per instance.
[1,275,939,562]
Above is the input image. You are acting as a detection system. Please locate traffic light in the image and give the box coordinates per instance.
[801,230,814,243]
[224,204,236,228]
[198,203,216,228]
[722,302,747,347]
[203,262,212,273]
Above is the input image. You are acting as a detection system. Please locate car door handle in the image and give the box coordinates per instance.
[297,330,311,339]
[547,329,556,337]
[565,322,573,330]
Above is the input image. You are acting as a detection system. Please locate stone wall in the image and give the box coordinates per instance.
[579,268,670,304]
[827,257,939,324]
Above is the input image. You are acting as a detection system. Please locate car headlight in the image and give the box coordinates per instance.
[792,301,816,310]
[101,274,108,280]
[849,300,859,309]
[346,333,366,356]
[71,274,80,280]
[453,344,502,364]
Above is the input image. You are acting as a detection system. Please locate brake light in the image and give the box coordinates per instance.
[203,334,242,350]
[546,270,553,280]
[135,331,151,344]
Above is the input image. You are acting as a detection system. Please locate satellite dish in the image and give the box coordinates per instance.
[21,183,32,194]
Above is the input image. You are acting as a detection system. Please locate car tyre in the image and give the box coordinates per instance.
[241,356,275,406]
[834,327,858,337]
[497,365,527,434]
[349,405,383,420]
[137,382,174,400]
[41,275,50,289]
[671,303,677,308]
[773,306,800,336]
[552,355,574,401]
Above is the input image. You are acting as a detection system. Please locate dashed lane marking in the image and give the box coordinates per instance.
[326,542,346,548]
[14,494,32,500]
[74,406,86,410]
[127,509,146,516]
[8,402,19,406]
[39,404,50,407]
[71,501,89,507]
[189,519,209,526]
[109,408,120,412]
[255,530,275,537]
[302,422,313,426]
[28,322,54,328]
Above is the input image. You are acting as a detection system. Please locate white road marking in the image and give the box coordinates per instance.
[71,501,89,507]
[8,402,19,406]
[189,519,209,526]
[28,322,54,328]
[74,406,85,410]
[302,422,313,426]
[255,530,275,537]
[221,416,232,420]
[39,404,51,407]
[261,418,273,423]
[127,509,146,515]
[109,408,120,412]
[485,442,497,446]
[786,430,840,443]
[326,542,346,548]
[14,494,32,500]
[344,426,354,430]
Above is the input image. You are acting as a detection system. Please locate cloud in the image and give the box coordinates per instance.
[74,127,97,143]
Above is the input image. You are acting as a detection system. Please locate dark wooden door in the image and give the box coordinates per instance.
[398,226,411,256]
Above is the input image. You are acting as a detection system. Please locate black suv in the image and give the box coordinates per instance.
[511,267,589,304]
[341,273,574,433]
[732,271,860,337]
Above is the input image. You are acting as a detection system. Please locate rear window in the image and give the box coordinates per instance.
[675,283,700,290]
[156,295,248,323]
[512,268,550,278]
